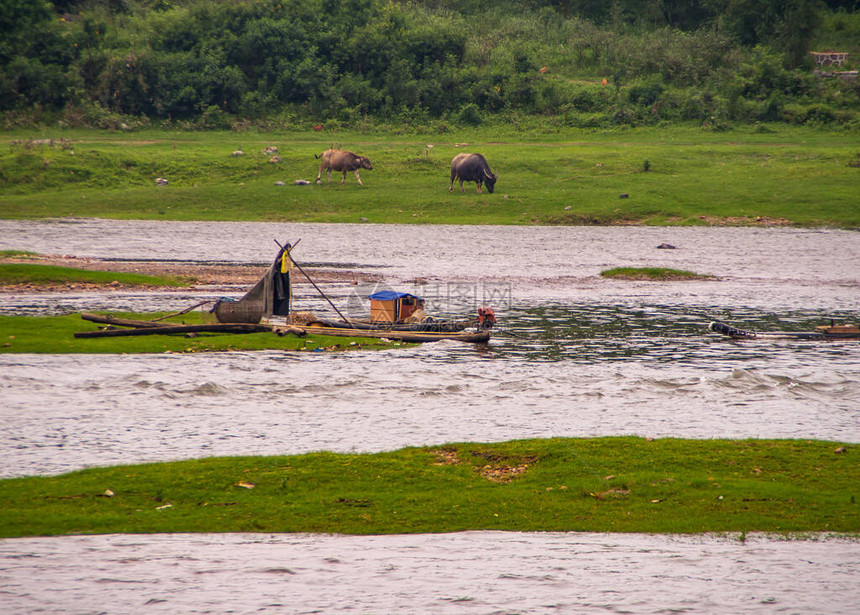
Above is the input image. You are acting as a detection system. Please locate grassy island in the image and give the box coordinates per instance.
[601,267,715,281]
[0,438,856,538]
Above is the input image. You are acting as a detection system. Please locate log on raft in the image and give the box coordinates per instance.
[75,323,276,338]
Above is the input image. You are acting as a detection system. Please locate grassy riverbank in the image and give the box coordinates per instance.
[1,126,858,227]
[1,438,856,538]
[0,312,395,353]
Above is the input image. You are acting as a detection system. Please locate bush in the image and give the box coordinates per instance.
[628,79,664,106]
[59,101,148,130]
[657,89,707,121]
[197,105,231,130]
[457,102,482,126]
[569,86,612,112]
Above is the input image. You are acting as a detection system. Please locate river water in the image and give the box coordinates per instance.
[2,532,858,614]
[1,220,858,613]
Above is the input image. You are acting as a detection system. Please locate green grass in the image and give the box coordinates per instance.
[1,125,858,227]
[0,438,856,537]
[0,250,39,257]
[0,312,398,354]
[0,263,193,287]
[601,267,714,280]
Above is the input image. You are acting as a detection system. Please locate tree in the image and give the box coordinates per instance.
[718,0,823,66]
[0,0,53,63]
[782,0,823,67]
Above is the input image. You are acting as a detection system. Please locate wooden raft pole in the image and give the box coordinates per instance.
[81,312,171,328]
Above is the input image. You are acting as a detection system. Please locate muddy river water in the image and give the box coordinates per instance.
[1,220,858,613]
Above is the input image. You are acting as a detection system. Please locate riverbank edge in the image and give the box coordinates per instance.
[0,252,381,292]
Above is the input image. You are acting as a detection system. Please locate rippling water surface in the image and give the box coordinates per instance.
[2,532,858,615]
[1,220,858,613]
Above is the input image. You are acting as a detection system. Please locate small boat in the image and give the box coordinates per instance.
[290,290,495,342]
[708,321,860,341]
[303,290,496,334]
[306,290,469,332]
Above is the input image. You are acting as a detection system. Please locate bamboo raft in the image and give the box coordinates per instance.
[307,316,470,333]
[76,313,490,343]
[284,323,491,344]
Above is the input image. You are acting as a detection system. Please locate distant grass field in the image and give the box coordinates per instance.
[0,250,38,257]
[1,125,858,227]
[0,437,856,537]
[0,263,192,287]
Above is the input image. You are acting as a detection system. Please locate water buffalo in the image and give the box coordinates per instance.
[315,149,373,186]
[450,153,497,194]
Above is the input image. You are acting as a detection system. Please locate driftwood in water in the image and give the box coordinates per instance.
[75,323,274,338]
[708,321,860,341]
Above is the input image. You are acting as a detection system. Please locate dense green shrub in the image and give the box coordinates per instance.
[628,79,664,107]
[457,102,482,126]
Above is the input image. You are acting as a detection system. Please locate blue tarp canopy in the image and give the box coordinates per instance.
[369,291,422,302]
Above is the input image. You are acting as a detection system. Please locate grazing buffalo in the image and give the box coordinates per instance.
[449,153,497,194]
[315,149,373,186]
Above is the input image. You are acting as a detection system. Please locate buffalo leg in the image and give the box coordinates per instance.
[477,181,482,194]
[354,170,363,186]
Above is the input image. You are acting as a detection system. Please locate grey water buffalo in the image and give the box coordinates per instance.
[315,149,373,186]
[450,153,497,194]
